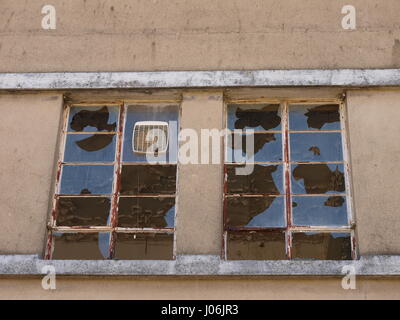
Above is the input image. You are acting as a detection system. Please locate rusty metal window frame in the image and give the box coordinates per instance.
[45,101,180,260]
[222,97,356,260]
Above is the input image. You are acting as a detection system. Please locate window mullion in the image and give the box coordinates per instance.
[282,101,293,259]
[108,104,126,259]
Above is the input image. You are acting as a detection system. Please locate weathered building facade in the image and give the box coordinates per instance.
[1,0,400,299]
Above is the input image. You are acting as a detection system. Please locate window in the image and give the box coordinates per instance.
[224,100,355,260]
[46,103,179,260]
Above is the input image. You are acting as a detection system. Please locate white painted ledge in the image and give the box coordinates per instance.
[0,69,400,90]
[0,255,400,276]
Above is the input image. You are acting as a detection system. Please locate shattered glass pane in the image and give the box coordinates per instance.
[292,196,348,226]
[289,104,340,131]
[123,105,179,163]
[226,196,285,228]
[120,165,176,195]
[64,134,116,163]
[114,233,173,260]
[118,197,175,228]
[290,132,343,161]
[223,102,352,260]
[52,232,110,260]
[227,104,282,131]
[59,165,114,195]
[291,232,352,260]
[226,133,282,162]
[227,231,287,260]
[68,106,118,132]
[291,163,346,194]
[226,164,283,194]
[56,197,111,226]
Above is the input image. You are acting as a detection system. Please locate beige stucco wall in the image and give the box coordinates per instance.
[1,0,400,72]
[0,89,399,299]
[0,93,62,254]
[346,90,400,255]
[176,92,224,254]
[1,89,400,257]
[1,0,400,301]
[1,277,400,299]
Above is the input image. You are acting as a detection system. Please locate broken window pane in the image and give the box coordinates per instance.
[122,105,179,163]
[227,231,286,260]
[291,164,346,194]
[291,232,352,260]
[56,197,111,226]
[64,134,116,163]
[114,233,173,260]
[226,196,285,228]
[289,104,340,131]
[292,196,348,226]
[120,165,176,195]
[290,132,343,161]
[224,100,353,261]
[226,133,282,162]
[68,106,118,132]
[59,165,114,195]
[227,104,282,131]
[51,232,110,260]
[47,104,181,261]
[118,197,175,228]
[226,164,283,194]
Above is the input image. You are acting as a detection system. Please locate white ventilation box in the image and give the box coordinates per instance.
[132,121,169,154]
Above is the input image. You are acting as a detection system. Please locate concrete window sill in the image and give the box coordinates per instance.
[0,254,400,277]
[1,69,400,90]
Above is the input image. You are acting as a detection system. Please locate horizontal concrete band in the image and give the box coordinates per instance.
[1,255,400,276]
[1,69,400,89]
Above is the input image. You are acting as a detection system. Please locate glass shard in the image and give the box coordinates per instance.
[64,134,116,163]
[59,165,114,195]
[226,133,282,162]
[290,132,343,161]
[289,104,340,130]
[226,196,285,228]
[292,196,348,226]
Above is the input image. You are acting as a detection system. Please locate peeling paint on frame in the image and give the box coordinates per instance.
[223,97,356,260]
[45,99,181,260]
